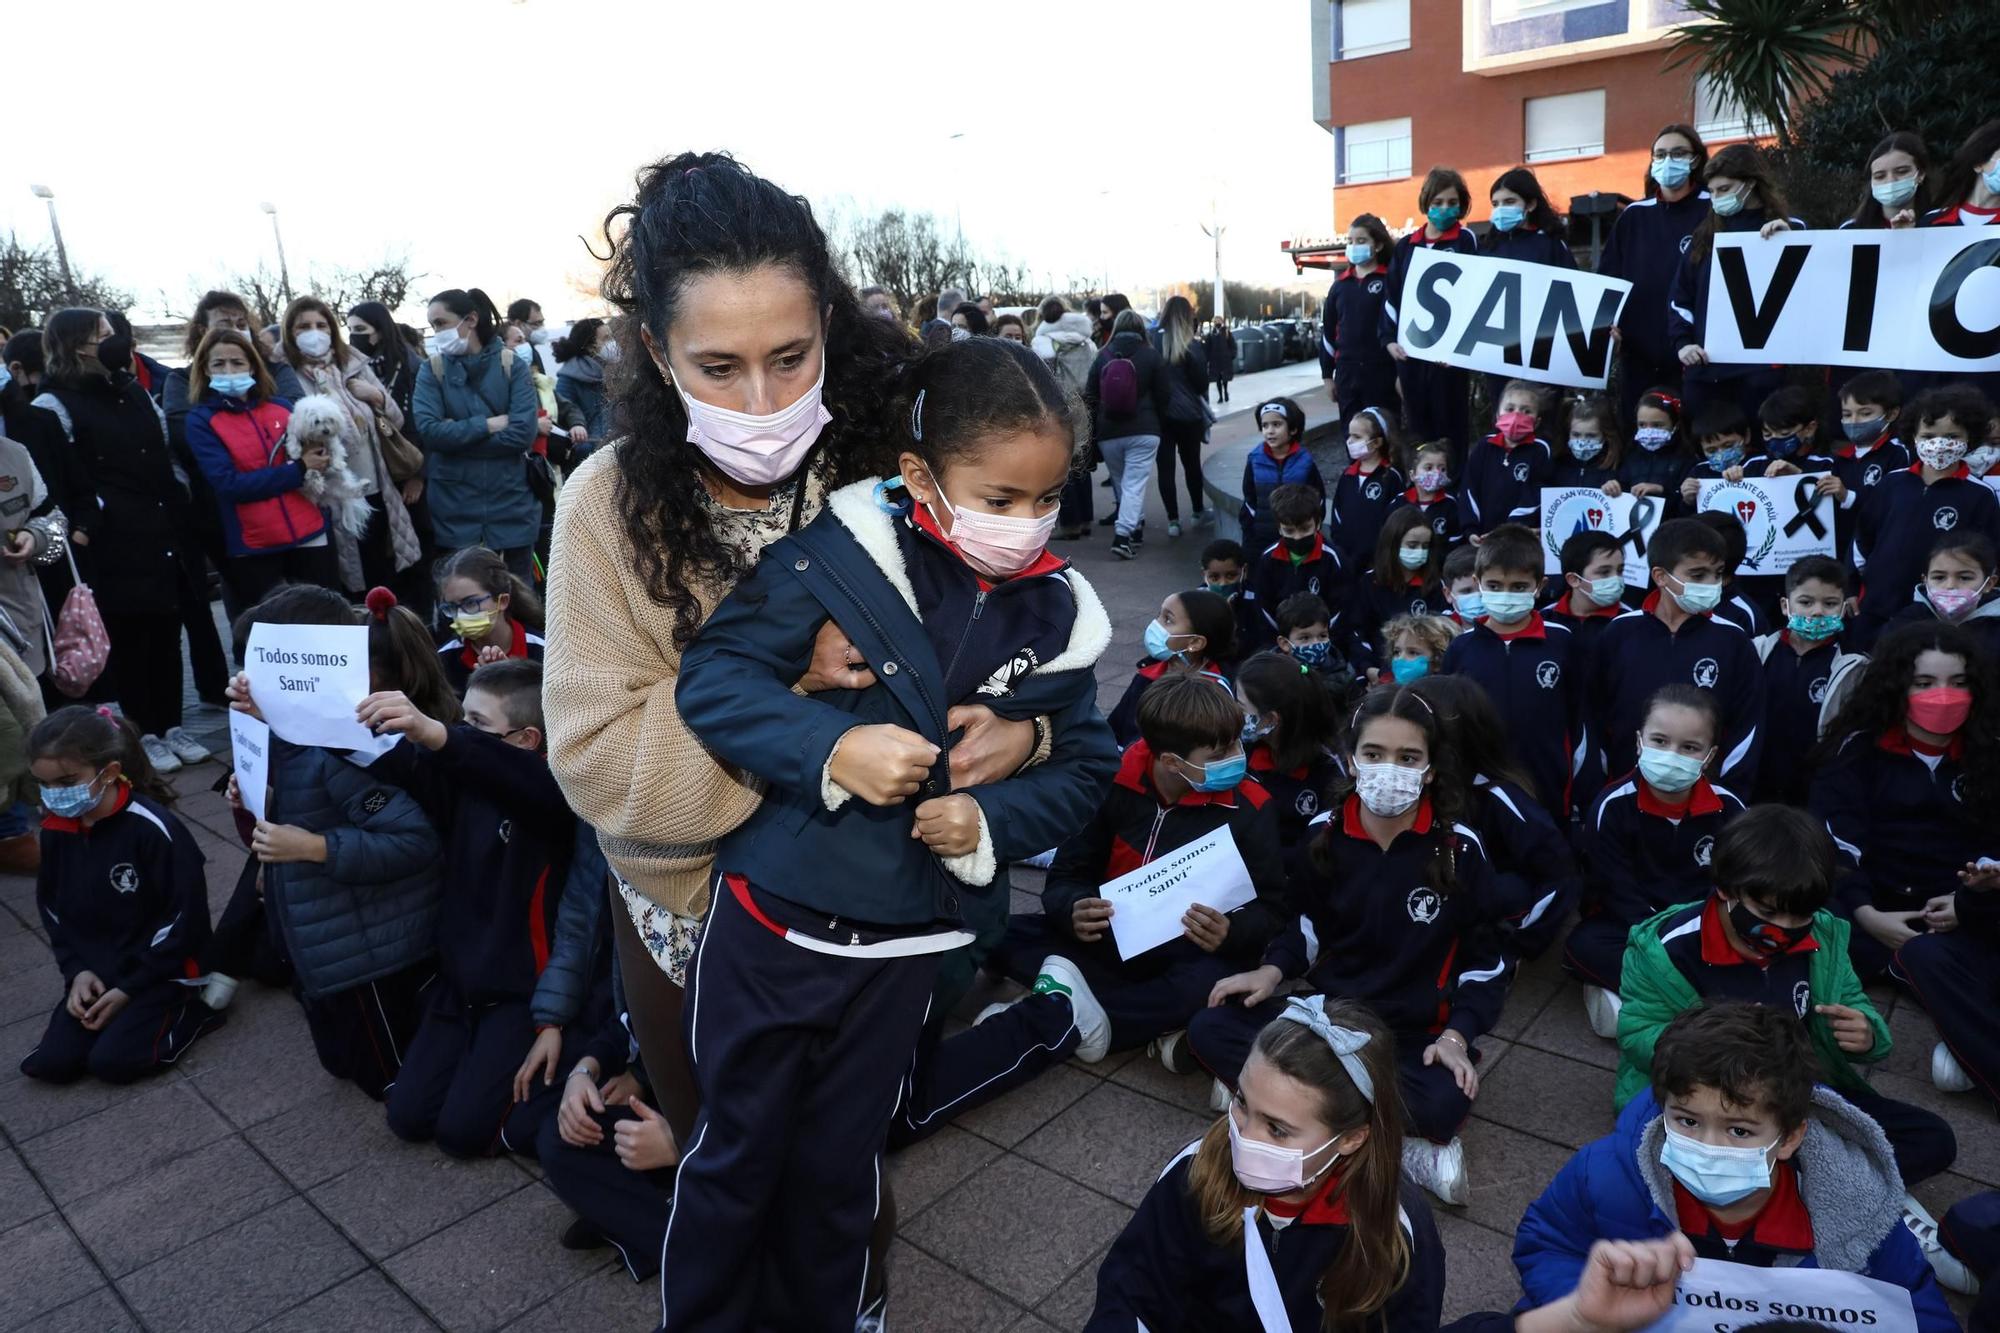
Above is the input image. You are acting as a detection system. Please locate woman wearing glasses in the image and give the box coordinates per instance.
[1598,124,1711,428]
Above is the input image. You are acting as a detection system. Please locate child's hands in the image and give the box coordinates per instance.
[1722,465,1746,483]
[1679,345,1708,367]
[1069,897,1114,943]
[1423,1030,1479,1097]
[1854,903,1925,951]
[1923,893,1958,933]
[1182,904,1230,953]
[474,644,509,667]
[1762,460,1800,477]
[1629,483,1665,498]
[557,1059,606,1148]
[66,969,104,1020]
[1814,1003,1874,1054]
[514,1026,563,1102]
[912,794,981,857]
[1960,859,2000,891]
[1816,475,1846,501]
[1600,480,1623,498]
[251,821,328,864]
[226,671,263,721]
[81,986,129,1032]
[1209,965,1283,1009]
[1678,476,1700,506]
[614,1099,680,1172]
[355,691,448,751]
[600,1071,640,1106]
[1540,1234,1695,1333]
[225,772,243,812]
[829,724,939,806]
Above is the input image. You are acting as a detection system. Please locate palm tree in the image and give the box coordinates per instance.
[1666,0,1858,143]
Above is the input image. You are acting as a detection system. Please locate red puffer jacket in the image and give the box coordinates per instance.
[183,395,327,556]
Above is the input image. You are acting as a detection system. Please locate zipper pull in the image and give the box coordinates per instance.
[972,590,987,620]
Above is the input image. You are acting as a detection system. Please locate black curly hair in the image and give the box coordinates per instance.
[597,151,915,648]
[1809,621,2000,807]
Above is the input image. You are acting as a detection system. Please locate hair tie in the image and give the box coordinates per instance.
[364,586,398,622]
[1275,996,1375,1104]
[95,705,116,720]
[910,389,926,443]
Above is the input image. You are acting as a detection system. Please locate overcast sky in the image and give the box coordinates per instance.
[7,0,1336,322]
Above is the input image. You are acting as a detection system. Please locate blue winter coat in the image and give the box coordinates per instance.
[413,342,542,551]
[554,367,610,445]
[1513,1088,1955,1333]
[261,737,443,1000]
[530,824,609,1029]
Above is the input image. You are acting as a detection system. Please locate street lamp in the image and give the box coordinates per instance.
[1202,212,1228,325]
[259,201,293,303]
[28,184,75,301]
[946,132,967,284]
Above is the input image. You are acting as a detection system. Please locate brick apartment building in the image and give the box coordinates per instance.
[1304,0,1771,263]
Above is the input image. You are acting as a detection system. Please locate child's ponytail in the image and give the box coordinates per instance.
[29,705,175,806]
[365,588,462,725]
[434,545,544,632]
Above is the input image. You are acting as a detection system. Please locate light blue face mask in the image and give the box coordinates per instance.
[0,363,10,394]
[1454,590,1485,620]
[1480,589,1536,621]
[1390,656,1430,685]
[1872,177,1919,208]
[1984,164,2000,197]
[1711,188,1745,218]
[211,373,256,398]
[1586,574,1626,607]
[1669,575,1723,615]
[1347,242,1373,268]
[1660,1124,1777,1207]
[1398,546,1431,570]
[1637,745,1706,793]
[1144,619,1184,662]
[1179,750,1247,793]
[40,771,104,819]
[1651,156,1693,191]
[1490,204,1525,232]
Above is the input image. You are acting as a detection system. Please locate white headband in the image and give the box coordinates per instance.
[1275,996,1375,1104]
[1258,402,1289,421]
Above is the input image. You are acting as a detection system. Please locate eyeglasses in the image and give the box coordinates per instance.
[1651,148,1695,163]
[437,593,496,617]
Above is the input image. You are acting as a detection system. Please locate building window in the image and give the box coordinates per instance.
[1492,0,1606,18]
[1337,0,1410,58]
[1694,75,1776,142]
[1337,117,1413,184]
[1523,89,1605,162]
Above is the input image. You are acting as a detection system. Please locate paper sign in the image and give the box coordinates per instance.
[1539,487,1665,586]
[1105,823,1256,961]
[228,711,271,822]
[1697,476,1836,574]
[1395,249,1632,388]
[1637,1257,1916,1333]
[244,622,375,749]
[1704,227,2000,373]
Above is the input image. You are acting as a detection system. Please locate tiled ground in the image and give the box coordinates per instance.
[2,370,1990,1330]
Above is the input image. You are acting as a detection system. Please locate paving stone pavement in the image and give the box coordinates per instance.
[2,388,1989,1329]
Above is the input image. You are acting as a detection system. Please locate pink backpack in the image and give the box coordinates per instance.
[1099,351,1139,416]
[50,546,109,698]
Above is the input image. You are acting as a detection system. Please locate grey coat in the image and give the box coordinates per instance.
[413,342,542,552]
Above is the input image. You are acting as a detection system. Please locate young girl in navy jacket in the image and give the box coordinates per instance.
[1478,168,1577,409]
[1236,652,1340,855]
[1389,439,1464,547]
[1089,997,1445,1333]
[1609,387,1691,503]
[1329,407,1404,566]
[1110,588,1238,747]
[672,336,1119,1332]
[1324,214,1398,426]
[1461,381,1554,537]
[1551,393,1623,490]
[21,707,221,1084]
[433,545,546,698]
[1343,506,1446,675]
[1192,686,1515,1205]
[1384,166,1479,452]
[1889,531,2000,657]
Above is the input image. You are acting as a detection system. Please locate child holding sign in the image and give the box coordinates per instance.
[1610,388,1692,502]
[1514,1001,1958,1333]
[1383,166,1479,453]
[1461,381,1554,538]
[1194,685,1515,1204]
[1550,393,1623,490]
[1544,530,1636,655]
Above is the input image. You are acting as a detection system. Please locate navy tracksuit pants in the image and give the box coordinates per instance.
[1898,927,2000,1111]
[1187,999,1473,1144]
[1841,1084,1956,1187]
[538,1102,675,1281]
[299,962,434,1102]
[1562,914,1633,991]
[888,990,1079,1149]
[20,984,221,1084]
[385,980,533,1159]
[658,881,939,1333]
[1942,1191,2000,1330]
[992,914,1237,1054]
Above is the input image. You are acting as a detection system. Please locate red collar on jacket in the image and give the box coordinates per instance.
[1638,588,1715,620]
[461,617,532,669]
[1262,441,1303,464]
[41,780,133,833]
[906,503,1067,589]
[1673,1160,1813,1252]
[1413,224,1465,246]
[1113,740,1245,810]
[1634,773,1725,818]
[1482,430,1520,453]
[1343,459,1385,478]
[1247,741,1310,782]
[1475,610,1547,641]
[1262,1162,1354,1225]
[1264,534,1328,565]
[1877,727,1964,760]
[1909,460,1971,481]
[1932,203,2000,226]
[1339,792,1435,840]
[1699,894,1818,966]
[1553,590,1623,620]
[1833,429,1895,459]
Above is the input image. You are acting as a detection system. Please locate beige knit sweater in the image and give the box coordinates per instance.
[545,444,817,916]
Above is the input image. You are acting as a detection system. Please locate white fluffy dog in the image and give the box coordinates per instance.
[284,394,374,538]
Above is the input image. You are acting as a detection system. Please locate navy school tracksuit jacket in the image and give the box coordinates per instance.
[1856,462,2000,629]
[1329,462,1405,566]
[1441,611,1592,817]
[1548,457,1619,492]
[1379,224,1480,344]
[1342,573,1447,675]
[1888,586,2000,660]
[1245,534,1346,655]
[1810,728,1996,918]
[1238,443,1328,556]
[1597,191,1711,370]
[38,786,209,996]
[1389,485,1465,547]
[677,478,1118,929]
[370,726,575,1005]
[1459,434,1553,538]
[1830,433,1910,559]
[1040,741,1289,974]
[1087,1145,1445,1333]
[1469,774,1581,957]
[1268,795,1513,1043]
[1541,587,1639,660]
[1585,591,1765,792]
[1753,629,1862,806]
[1246,742,1338,858]
[1323,264,1395,383]
[1579,773,1744,929]
[1666,208,1808,378]
[1615,447,1691,500]
[1481,224,1577,273]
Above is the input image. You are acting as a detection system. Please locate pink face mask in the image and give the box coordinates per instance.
[1928,586,1984,622]
[1908,685,1973,735]
[673,355,831,488]
[1496,410,1537,444]
[929,486,1058,579]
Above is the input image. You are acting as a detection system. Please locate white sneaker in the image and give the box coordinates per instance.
[1167,520,1182,539]
[163,726,210,765]
[1401,1136,1470,1205]
[1902,1193,1980,1294]
[1149,1030,1192,1074]
[201,974,239,1011]
[141,734,183,774]
[1932,1042,1975,1094]
[1209,1078,1233,1113]
[1582,986,1623,1041]
[1035,955,1110,1062]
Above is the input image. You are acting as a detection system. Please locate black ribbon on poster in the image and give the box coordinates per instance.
[1623,496,1658,558]
[1784,477,1830,540]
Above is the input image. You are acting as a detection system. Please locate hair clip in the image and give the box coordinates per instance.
[910,389,926,443]
[95,705,116,720]
[364,587,398,622]
[1275,996,1375,1104]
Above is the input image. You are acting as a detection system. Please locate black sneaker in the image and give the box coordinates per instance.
[1111,537,1136,560]
[560,1218,608,1251]
[1097,512,1118,527]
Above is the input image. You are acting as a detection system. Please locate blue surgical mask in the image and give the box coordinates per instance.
[0,363,10,394]
[1480,589,1536,621]
[1398,546,1431,570]
[1347,243,1373,268]
[1788,612,1843,641]
[1290,640,1331,668]
[1660,1124,1777,1207]
[211,373,256,398]
[1651,156,1693,190]
[1390,656,1430,685]
[1586,574,1626,607]
[1454,591,1485,620]
[1568,436,1604,462]
[40,771,104,819]
[1179,751,1247,793]
[1637,745,1706,794]
[1490,204,1525,232]
[1872,177,1918,208]
[1711,188,1745,218]
[1670,576,1723,615]
[1764,434,1801,459]
[1706,444,1744,470]
[1842,417,1885,444]
[1426,203,1462,232]
[1984,164,2000,197]
[1144,619,1183,662]
[1205,578,1240,597]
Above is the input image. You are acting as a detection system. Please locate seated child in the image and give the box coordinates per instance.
[1900,854,2000,1118]
[1237,651,1340,854]
[1752,555,1863,805]
[1690,510,1766,635]
[1377,614,1457,687]
[1550,393,1622,490]
[1462,380,1554,537]
[1239,397,1324,556]
[1569,685,1745,1032]
[1442,523,1590,817]
[1514,1001,1958,1333]
[1193,685,1517,1204]
[1542,530,1636,655]
[1344,505,1445,672]
[1610,386,1691,503]
[1811,622,1998,981]
[1329,406,1404,565]
[1110,587,1238,748]
[1088,997,1445,1332]
[1391,438,1463,547]
[434,545,546,697]
[1888,530,2000,656]
[20,707,221,1084]
[1272,593,1353,694]
[993,673,1288,1063]
[358,658,580,1158]
[1246,484,1347,655]
[1941,1190,2000,1332]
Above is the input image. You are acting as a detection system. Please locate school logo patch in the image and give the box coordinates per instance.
[1678,235,1694,255]
[1308,576,1322,596]
[1535,661,1561,689]
[1792,981,1812,1018]
[498,818,513,844]
[1863,463,1883,488]
[1953,774,1967,804]
[1512,461,1531,483]
[1808,676,1829,704]
[1406,886,1442,925]
[109,863,139,894]
[1692,658,1720,689]
[1409,597,1429,616]
[1295,789,1318,818]
[361,789,391,815]
[1432,517,1448,535]
[1364,481,1383,501]
[1934,506,1960,531]
[1693,836,1716,868]
[977,647,1041,698]
[1365,278,1385,296]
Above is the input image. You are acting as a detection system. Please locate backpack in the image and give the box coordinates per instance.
[1754,631,1867,738]
[1099,351,1139,416]
[49,545,108,698]
[1043,332,1096,399]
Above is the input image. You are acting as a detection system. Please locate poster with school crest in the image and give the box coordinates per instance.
[1696,477,1836,575]
[1539,488,1664,586]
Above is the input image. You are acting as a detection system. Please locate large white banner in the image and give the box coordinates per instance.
[1637,1256,1916,1333]
[1704,227,2000,372]
[1395,249,1632,388]
[1539,487,1666,586]
[1696,476,1837,574]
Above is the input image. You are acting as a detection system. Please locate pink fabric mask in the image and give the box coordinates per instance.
[673,357,831,488]
[1496,410,1536,444]
[929,485,1058,579]
[1908,685,1973,735]
[1928,586,1983,623]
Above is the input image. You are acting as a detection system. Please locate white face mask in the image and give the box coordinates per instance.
[295,329,332,360]
[527,327,552,345]
[598,339,620,363]
[927,482,1058,579]
[1916,435,1969,472]
[430,320,469,357]
[1354,760,1427,816]
[1227,1112,1341,1194]
[672,353,832,488]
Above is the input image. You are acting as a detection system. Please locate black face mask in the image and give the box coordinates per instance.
[1727,900,1813,956]
[1282,533,1316,556]
[349,330,379,357]
[94,333,134,375]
